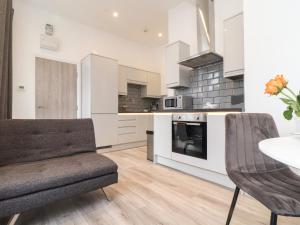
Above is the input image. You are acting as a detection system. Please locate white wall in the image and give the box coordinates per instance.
[244,0,300,135]
[12,1,163,119]
[214,0,243,55]
[168,1,198,55]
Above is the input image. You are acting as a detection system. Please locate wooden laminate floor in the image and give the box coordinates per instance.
[15,147,299,225]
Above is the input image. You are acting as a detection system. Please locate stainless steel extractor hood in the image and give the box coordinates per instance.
[179,0,222,68]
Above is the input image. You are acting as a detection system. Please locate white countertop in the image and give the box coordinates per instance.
[118,112,240,116]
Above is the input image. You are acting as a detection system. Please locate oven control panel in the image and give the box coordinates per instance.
[172,113,207,122]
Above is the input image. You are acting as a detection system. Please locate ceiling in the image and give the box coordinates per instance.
[16,0,193,47]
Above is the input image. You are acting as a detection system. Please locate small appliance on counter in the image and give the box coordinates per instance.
[163,95,193,110]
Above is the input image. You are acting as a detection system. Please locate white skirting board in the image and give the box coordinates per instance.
[97,141,147,154]
[155,155,235,189]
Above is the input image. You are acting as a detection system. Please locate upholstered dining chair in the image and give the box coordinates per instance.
[225,113,300,225]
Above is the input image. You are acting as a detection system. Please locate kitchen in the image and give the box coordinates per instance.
[79,0,245,188]
[5,0,300,224]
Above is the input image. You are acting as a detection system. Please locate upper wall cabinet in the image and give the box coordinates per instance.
[118,65,161,98]
[121,65,147,85]
[166,41,191,88]
[119,66,128,95]
[141,72,161,98]
[224,13,244,78]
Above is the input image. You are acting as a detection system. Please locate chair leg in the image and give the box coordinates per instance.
[101,188,110,201]
[270,212,277,225]
[226,186,240,225]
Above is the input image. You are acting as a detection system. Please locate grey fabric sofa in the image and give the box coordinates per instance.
[0,119,118,221]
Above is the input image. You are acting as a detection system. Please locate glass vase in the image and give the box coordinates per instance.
[295,116,300,134]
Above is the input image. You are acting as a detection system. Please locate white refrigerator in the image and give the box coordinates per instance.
[81,54,118,147]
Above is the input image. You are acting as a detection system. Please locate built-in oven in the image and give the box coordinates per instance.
[172,113,207,160]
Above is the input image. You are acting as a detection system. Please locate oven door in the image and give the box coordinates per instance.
[172,121,207,159]
[164,98,177,109]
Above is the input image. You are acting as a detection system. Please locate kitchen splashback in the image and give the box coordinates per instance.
[119,84,161,112]
[175,62,244,109]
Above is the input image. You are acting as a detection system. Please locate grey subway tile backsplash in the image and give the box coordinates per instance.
[175,62,244,110]
[119,84,161,112]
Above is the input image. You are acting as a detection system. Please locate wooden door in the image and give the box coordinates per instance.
[35,57,77,119]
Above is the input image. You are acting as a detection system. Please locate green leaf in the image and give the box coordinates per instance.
[291,102,300,112]
[280,98,294,105]
[297,95,300,105]
[295,110,300,117]
[283,107,293,120]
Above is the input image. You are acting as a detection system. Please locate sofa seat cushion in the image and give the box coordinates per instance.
[0,153,118,201]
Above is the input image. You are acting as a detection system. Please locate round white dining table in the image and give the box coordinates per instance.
[259,135,300,169]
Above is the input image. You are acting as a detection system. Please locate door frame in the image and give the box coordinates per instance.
[34,54,81,118]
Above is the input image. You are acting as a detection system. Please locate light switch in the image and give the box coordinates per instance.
[18,85,25,91]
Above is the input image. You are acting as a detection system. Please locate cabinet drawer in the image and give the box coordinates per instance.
[118,126,136,135]
[118,120,136,128]
[118,133,137,144]
[118,115,136,121]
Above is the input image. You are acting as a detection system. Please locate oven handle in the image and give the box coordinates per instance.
[173,122,202,126]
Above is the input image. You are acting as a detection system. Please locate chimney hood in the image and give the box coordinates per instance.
[179,0,222,68]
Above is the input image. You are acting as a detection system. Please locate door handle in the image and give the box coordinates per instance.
[37,106,45,109]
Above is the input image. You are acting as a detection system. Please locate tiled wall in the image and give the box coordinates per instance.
[175,62,244,109]
[119,84,161,112]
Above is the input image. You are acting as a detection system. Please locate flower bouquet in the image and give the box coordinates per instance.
[265,75,300,121]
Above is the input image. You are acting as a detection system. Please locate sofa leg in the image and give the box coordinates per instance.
[0,217,11,225]
[270,212,277,225]
[0,214,19,225]
[102,188,110,201]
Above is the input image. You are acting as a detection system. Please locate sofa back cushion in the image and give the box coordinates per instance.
[0,119,96,166]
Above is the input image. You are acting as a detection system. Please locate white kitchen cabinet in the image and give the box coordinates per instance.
[141,72,161,98]
[119,65,161,97]
[117,114,150,144]
[147,114,154,131]
[117,115,138,144]
[154,114,172,159]
[81,54,118,115]
[166,41,191,88]
[120,65,147,85]
[224,13,244,78]
[118,67,127,95]
[92,114,117,147]
[81,54,118,147]
[136,115,149,141]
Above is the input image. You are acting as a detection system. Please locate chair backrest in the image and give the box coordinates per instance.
[0,119,96,166]
[225,113,287,174]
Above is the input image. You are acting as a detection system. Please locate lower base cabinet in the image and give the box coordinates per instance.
[92,114,153,147]
[153,114,172,159]
[117,114,153,145]
[92,114,117,147]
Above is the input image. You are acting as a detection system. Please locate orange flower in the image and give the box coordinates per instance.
[265,80,279,95]
[265,75,288,95]
[274,74,288,88]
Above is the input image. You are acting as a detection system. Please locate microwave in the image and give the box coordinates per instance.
[163,95,193,110]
